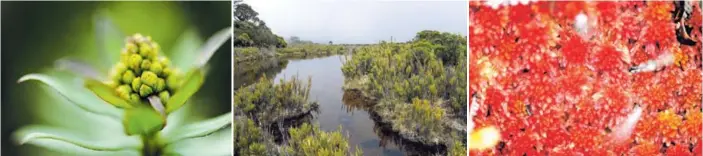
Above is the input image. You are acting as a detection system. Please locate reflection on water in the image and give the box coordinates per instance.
[233,57,288,90]
[344,90,445,156]
[237,55,445,155]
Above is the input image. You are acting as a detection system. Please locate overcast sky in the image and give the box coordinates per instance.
[245,0,467,44]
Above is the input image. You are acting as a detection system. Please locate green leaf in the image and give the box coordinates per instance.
[161,112,232,144]
[123,106,166,136]
[169,29,202,71]
[84,78,133,109]
[55,58,104,80]
[195,27,232,67]
[14,125,140,154]
[162,126,232,156]
[18,71,122,120]
[165,68,204,114]
[94,13,125,71]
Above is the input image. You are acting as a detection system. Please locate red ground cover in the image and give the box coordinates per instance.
[470,1,702,155]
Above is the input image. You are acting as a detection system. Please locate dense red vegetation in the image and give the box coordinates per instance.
[470,1,702,155]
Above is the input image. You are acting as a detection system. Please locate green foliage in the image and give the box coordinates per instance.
[341,33,467,117]
[233,3,283,48]
[233,118,270,156]
[409,98,444,134]
[277,44,346,57]
[276,36,287,48]
[233,3,258,22]
[341,30,466,152]
[413,30,466,66]
[234,47,262,62]
[233,77,361,156]
[284,123,362,156]
[447,140,466,156]
[233,75,317,125]
[235,33,254,46]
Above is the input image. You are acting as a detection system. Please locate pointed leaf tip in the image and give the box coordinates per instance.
[162,112,232,144]
[165,68,204,114]
[195,27,232,67]
[85,78,133,109]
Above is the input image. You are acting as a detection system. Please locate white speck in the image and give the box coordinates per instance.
[509,0,519,6]
[631,52,675,73]
[519,0,530,5]
[612,106,643,142]
[575,13,589,36]
[485,0,505,9]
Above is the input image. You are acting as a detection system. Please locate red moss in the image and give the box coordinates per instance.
[470,1,702,154]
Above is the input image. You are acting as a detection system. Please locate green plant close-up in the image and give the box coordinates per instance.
[2,2,232,156]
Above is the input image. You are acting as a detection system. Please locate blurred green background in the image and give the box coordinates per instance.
[1,1,231,155]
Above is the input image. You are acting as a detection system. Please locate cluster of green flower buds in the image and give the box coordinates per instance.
[108,34,181,104]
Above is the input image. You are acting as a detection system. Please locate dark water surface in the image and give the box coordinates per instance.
[235,55,438,155]
[273,55,410,156]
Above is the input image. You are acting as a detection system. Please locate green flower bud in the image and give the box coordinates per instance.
[155,78,166,92]
[139,43,152,57]
[116,85,132,100]
[128,54,143,70]
[111,63,127,82]
[159,91,170,103]
[120,52,129,64]
[133,34,145,41]
[130,93,141,102]
[140,60,152,72]
[141,71,159,87]
[150,62,163,75]
[139,84,153,97]
[125,43,138,53]
[166,74,181,91]
[114,63,127,76]
[158,57,170,67]
[102,33,184,108]
[122,70,135,84]
[152,43,161,55]
[131,78,142,92]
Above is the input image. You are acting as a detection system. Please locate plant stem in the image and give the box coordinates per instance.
[142,132,161,156]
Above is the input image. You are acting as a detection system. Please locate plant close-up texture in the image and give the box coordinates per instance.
[3,2,233,155]
[469,1,702,155]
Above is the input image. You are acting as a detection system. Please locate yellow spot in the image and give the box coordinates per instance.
[469,126,501,150]
[478,57,498,80]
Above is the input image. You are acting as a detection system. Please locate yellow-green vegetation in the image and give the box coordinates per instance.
[276,44,347,58]
[447,140,466,156]
[235,44,348,63]
[233,75,318,125]
[234,47,262,62]
[341,30,467,152]
[233,77,362,156]
[285,123,362,156]
[233,118,271,156]
[342,30,466,116]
